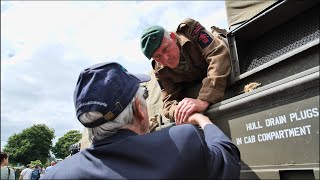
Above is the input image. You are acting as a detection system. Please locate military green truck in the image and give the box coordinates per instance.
[149,0,319,179]
[207,0,319,179]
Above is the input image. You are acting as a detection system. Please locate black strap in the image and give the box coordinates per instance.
[7,167,10,180]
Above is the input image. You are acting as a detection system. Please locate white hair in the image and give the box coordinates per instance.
[79,87,147,143]
[163,28,170,39]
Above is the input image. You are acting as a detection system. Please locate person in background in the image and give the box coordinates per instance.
[19,164,33,180]
[140,18,231,124]
[40,62,240,179]
[44,161,55,173]
[30,165,41,180]
[0,152,15,180]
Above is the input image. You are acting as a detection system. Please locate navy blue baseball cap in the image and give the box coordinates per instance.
[73,62,150,128]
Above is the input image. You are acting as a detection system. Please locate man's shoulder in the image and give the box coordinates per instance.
[162,124,206,151]
[171,124,201,134]
[155,124,202,140]
[180,18,197,25]
[148,124,200,137]
[176,18,213,48]
[176,18,198,33]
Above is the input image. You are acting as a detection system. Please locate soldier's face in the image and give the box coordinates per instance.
[152,34,180,68]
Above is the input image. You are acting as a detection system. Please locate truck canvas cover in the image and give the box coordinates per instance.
[225,1,276,29]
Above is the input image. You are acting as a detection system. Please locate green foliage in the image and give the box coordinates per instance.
[30,159,42,166]
[52,130,82,159]
[3,124,55,165]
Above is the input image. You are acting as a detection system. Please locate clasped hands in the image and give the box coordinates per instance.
[174,98,209,125]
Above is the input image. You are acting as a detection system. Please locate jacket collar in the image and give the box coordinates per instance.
[92,129,137,147]
[175,32,190,47]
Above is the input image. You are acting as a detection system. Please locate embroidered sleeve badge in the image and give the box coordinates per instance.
[198,31,213,49]
[191,23,204,36]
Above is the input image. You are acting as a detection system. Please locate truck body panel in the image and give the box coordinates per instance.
[208,0,320,179]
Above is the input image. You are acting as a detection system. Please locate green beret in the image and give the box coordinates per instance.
[140,25,164,60]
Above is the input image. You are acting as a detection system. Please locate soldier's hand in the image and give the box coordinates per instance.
[174,98,209,125]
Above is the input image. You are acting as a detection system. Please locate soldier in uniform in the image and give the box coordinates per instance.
[140,18,231,124]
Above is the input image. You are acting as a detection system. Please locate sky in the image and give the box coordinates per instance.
[1,1,229,150]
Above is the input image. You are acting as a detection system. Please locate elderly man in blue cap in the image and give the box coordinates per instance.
[41,62,241,179]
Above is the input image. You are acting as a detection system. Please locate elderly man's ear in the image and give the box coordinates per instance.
[134,98,146,123]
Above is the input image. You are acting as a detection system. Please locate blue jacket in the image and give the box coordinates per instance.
[41,124,241,179]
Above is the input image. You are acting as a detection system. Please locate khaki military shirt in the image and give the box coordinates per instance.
[152,18,231,121]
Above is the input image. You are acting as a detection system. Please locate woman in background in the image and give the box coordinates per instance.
[1,152,15,180]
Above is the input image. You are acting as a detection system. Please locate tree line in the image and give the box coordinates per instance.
[3,124,82,166]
